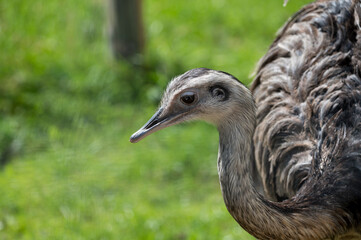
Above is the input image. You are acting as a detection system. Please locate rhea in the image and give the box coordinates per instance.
[130,0,361,239]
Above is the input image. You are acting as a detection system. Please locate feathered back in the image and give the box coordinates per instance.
[251,0,361,207]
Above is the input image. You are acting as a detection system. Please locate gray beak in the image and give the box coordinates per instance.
[130,108,167,143]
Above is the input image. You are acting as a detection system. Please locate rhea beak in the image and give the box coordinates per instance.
[130,108,172,143]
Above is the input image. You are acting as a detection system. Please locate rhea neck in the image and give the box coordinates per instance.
[217,102,270,238]
[215,90,342,239]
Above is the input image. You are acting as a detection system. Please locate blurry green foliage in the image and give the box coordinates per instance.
[0,0,311,239]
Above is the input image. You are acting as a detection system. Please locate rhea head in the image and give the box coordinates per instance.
[130,68,255,143]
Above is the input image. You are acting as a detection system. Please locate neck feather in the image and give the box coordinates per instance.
[216,100,344,239]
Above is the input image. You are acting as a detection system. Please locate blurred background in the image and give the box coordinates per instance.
[0,0,311,239]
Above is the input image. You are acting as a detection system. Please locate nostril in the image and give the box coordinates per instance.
[144,108,164,129]
[145,118,160,129]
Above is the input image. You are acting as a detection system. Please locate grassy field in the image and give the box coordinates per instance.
[0,0,311,239]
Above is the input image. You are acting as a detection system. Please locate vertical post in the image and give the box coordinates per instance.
[108,0,145,62]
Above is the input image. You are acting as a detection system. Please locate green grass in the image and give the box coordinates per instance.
[0,0,311,239]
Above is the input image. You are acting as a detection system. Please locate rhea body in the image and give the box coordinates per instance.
[130,0,361,239]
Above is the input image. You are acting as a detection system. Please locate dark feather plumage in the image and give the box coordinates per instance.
[252,0,361,229]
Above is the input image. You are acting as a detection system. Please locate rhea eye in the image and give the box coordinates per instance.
[180,91,196,105]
